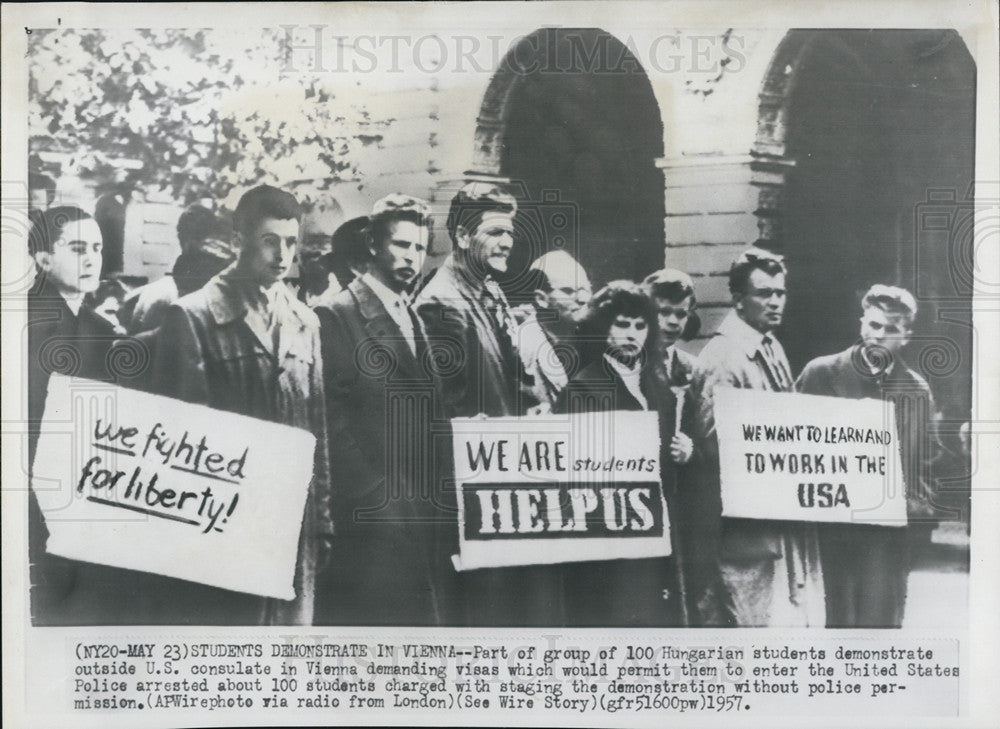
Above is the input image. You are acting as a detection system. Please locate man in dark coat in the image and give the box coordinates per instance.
[413,182,522,418]
[146,185,332,625]
[413,182,545,625]
[26,206,121,625]
[122,205,235,334]
[795,284,941,627]
[314,194,446,625]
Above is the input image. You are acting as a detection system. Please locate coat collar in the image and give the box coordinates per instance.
[717,310,772,359]
[203,264,309,329]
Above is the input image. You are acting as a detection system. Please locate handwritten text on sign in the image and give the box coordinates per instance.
[31,374,316,599]
[451,410,669,571]
[713,388,907,526]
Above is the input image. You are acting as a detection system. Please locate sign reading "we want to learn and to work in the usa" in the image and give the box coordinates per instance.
[713,387,908,527]
[31,374,316,599]
[451,410,670,571]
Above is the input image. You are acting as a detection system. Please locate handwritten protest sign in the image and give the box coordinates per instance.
[713,387,907,526]
[31,374,315,599]
[451,410,669,571]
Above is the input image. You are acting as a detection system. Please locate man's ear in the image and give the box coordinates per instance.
[732,292,744,311]
[533,289,548,309]
[232,230,245,251]
[454,225,471,251]
[33,251,52,274]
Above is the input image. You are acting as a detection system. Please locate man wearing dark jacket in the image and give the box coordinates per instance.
[795,284,941,627]
[26,206,122,625]
[314,194,445,625]
[147,185,331,625]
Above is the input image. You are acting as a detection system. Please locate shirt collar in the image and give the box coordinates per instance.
[204,263,297,326]
[604,352,642,378]
[361,271,406,312]
[718,310,772,359]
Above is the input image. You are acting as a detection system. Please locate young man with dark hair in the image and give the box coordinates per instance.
[795,284,940,627]
[26,205,122,625]
[314,193,444,625]
[147,184,331,625]
[691,247,825,626]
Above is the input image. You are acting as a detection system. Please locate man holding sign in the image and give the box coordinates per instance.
[795,285,940,627]
[149,185,331,625]
[692,248,824,627]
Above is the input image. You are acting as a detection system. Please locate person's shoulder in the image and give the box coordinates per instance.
[286,293,321,332]
[135,275,177,304]
[314,285,356,316]
[800,349,847,376]
[898,359,933,394]
[695,332,742,371]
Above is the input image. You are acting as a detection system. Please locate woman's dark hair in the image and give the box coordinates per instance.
[577,280,660,365]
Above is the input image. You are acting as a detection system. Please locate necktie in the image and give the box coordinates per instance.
[484,278,515,349]
[393,299,417,356]
[762,335,793,391]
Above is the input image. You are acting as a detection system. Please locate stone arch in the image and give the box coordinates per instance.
[751,29,976,423]
[470,28,665,288]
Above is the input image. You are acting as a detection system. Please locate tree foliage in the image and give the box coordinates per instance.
[29,28,390,205]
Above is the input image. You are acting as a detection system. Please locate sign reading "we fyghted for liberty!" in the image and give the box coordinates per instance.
[451,410,670,571]
[31,374,316,599]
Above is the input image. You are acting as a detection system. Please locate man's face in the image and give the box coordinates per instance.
[239,217,299,288]
[654,294,693,347]
[539,265,592,323]
[297,208,342,283]
[606,314,648,362]
[370,220,428,293]
[38,218,103,295]
[736,269,786,333]
[463,211,515,275]
[860,306,911,357]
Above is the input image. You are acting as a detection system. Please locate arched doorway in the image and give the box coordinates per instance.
[473,28,665,296]
[755,30,975,421]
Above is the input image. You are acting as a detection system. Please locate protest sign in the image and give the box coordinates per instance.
[713,387,908,526]
[450,410,669,571]
[31,374,316,599]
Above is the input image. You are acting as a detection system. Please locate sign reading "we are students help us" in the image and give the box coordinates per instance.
[451,410,670,571]
[31,374,316,599]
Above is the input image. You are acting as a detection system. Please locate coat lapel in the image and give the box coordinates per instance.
[350,278,420,376]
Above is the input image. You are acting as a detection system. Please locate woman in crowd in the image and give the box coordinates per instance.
[554,280,694,626]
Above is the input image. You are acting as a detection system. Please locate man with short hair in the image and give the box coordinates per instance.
[643,268,700,388]
[123,204,235,333]
[414,181,521,418]
[149,184,331,625]
[795,285,939,627]
[26,206,119,625]
[415,182,555,626]
[692,247,824,626]
[516,249,592,411]
[315,194,444,624]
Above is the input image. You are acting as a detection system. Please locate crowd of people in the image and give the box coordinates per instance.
[26,180,950,629]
